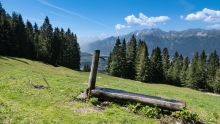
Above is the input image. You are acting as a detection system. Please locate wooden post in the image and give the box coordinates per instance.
[88,50,100,91]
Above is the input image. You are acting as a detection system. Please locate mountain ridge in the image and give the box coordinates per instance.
[81,28,220,58]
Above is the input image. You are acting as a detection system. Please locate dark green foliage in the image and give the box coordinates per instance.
[196,50,207,89]
[135,40,151,82]
[162,47,170,83]
[150,47,163,83]
[206,50,219,91]
[120,39,128,78]
[0,3,80,70]
[109,37,122,77]
[0,4,11,56]
[126,35,137,80]
[38,16,53,63]
[179,57,189,86]
[214,68,220,93]
[186,52,199,89]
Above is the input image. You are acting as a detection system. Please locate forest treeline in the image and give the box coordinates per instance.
[108,35,220,93]
[0,2,80,70]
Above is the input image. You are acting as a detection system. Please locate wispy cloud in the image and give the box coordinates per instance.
[185,8,220,22]
[115,24,131,29]
[179,0,194,11]
[39,12,45,17]
[124,13,170,26]
[38,0,113,29]
[207,24,220,29]
[48,11,70,18]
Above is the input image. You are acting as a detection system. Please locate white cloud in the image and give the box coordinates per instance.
[124,13,170,26]
[185,8,220,22]
[207,24,220,29]
[115,24,131,29]
[180,15,184,19]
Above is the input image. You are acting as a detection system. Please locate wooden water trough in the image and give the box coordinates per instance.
[80,50,186,111]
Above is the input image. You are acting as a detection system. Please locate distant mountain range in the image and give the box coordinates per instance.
[81,28,220,58]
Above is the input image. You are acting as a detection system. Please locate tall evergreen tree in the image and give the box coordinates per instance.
[180,57,189,86]
[150,47,163,83]
[25,20,35,59]
[126,35,137,79]
[213,68,220,93]
[33,23,40,60]
[109,37,122,77]
[172,52,182,86]
[196,50,207,89]
[0,3,11,56]
[120,38,128,78]
[38,16,53,63]
[186,52,199,89]
[206,50,219,91]
[162,47,170,83]
[135,40,150,82]
[51,27,61,66]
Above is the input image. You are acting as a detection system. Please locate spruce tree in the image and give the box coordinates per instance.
[179,57,189,86]
[0,3,11,56]
[38,16,53,63]
[120,38,127,78]
[186,52,199,89]
[33,23,40,60]
[214,68,220,93]
[196,50,207,89]
[126,35,137,79]
[109,37,121,77]
[135,40,150,82]
[51,27,61,66]
[150,47,163,83]
[25,20,35,59]
[162,48,170,83]
[206,50,219,91]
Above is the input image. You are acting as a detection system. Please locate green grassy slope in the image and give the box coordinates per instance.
[0,56,220,123]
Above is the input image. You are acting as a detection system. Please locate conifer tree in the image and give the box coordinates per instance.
[109,37,121,77]
[51,27,61,66]
[196,50,207,89]
[186,52,199,89]
[213,68,220,93]
[179,57,189,86]
[126,35,137,79]
[25,20,35,59]
[120,38,128,78]
[162,48,170,83]
[150,47,163,83]
[135,40,150,82]
[206,50,219,91]
[33,23,40,60]
[38,16,53,63]
[0,3,11,56]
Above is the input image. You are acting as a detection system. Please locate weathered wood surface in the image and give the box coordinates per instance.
[91,88,186,111]
[88,50,100,91]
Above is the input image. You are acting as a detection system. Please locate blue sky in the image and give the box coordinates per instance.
[1,0,220,45]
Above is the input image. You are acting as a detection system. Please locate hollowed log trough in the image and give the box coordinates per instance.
[91,87,185,111]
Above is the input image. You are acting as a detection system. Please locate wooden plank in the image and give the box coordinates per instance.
[91,88,186,111]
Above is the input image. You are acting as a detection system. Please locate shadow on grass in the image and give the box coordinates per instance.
[0,56,8,60]
[7,56,29,65]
